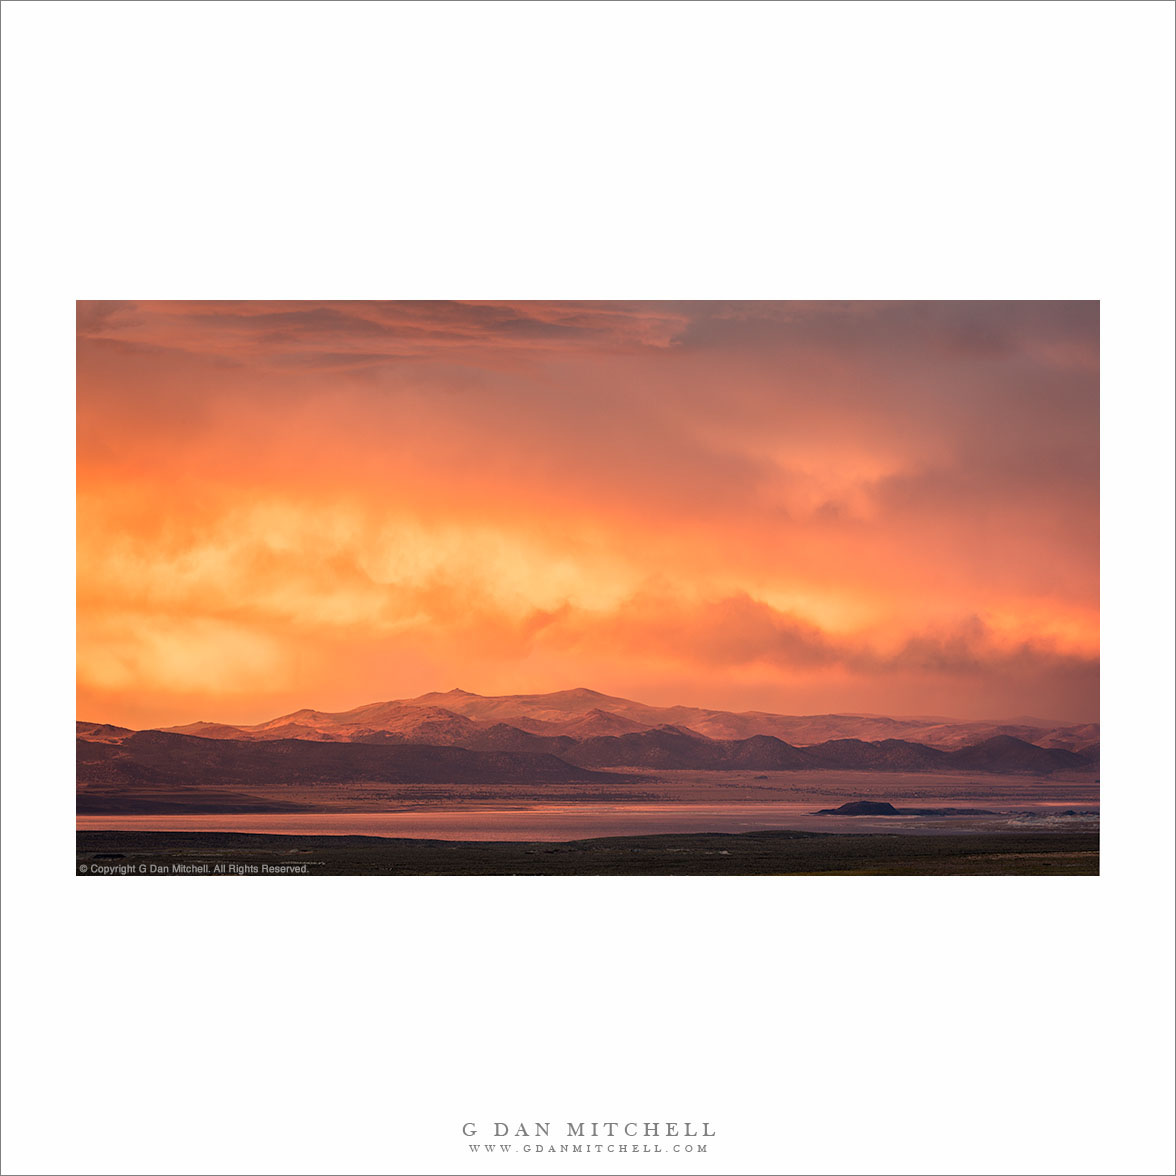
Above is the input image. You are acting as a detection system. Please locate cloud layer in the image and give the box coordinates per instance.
[77,300,1099,727]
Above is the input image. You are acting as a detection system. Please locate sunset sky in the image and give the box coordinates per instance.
[76,301,1099,729]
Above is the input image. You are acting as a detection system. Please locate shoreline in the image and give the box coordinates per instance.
[76,828,1100,876]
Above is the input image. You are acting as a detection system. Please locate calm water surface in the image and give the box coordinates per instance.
[76,800,1098,841]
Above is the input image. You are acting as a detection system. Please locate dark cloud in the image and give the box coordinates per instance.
[664,299,1099,361]
[76,300,140,336]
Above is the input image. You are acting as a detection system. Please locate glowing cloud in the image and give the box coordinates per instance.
[77,301,1099,728]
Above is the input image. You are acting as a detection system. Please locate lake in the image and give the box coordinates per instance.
[76,798,1098,841]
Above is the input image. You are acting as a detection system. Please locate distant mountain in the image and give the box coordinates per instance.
[173,702,489,744]
[555,708,650,738]
[152,687,1099,752]
[78,724,1096,811]
[461,724,577,756]
[555,730,1089,774]
[76,730,630,814]
[797,738,949,771]
[78,729,607,789]
[944,735,1091,774]
[558,727,815,770]
[75,721,135,742]
[166,720,267,740]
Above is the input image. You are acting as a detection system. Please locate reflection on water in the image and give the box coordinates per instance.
[76,800,1099,842]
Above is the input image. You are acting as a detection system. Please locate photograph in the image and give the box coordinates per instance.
[3,3,1172,1174]
[76,299,1100,877]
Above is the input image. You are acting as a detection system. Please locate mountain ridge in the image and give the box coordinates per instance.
[121,686,1098,751]
[78,724,1097,778]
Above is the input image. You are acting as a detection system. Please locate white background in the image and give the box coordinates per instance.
[2,2,1174,1174]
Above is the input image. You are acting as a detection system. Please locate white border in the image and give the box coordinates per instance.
[3,3,1174,1175]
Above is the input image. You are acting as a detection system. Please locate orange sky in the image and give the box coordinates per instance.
[76,300,1099,728]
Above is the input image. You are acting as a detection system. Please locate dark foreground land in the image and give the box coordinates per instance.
[77,828,1099,876]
